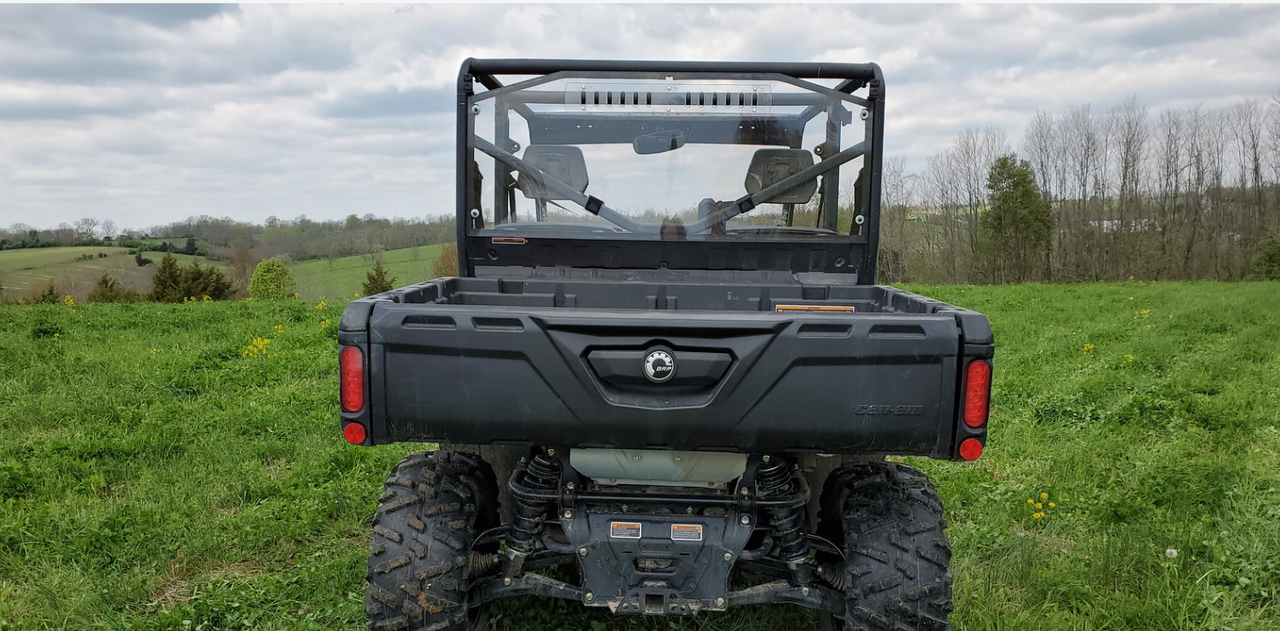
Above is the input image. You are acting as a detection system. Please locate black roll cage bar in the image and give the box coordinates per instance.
[455,58,885,283]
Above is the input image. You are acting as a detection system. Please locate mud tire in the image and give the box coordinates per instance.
[366,451,499,631]
[820,462,953,631]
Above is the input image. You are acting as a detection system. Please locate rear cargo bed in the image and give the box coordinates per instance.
[376,275,976,315]
[339,276,992,459]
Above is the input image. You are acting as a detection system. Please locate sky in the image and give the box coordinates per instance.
[1,3,1278,230]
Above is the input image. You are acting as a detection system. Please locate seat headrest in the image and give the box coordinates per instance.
[517,145,589,201]
[744,149,817,205]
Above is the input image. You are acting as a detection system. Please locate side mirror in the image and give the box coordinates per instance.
[633,129,686,155]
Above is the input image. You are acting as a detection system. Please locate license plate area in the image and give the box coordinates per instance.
[565,513,752,615]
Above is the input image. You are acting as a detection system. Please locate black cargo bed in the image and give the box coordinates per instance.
[377,275,980,319]
[339,275,991,459]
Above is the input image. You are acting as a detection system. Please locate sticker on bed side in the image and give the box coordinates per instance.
[670,524,703,542]
[774,305,856,312]
[610,522,642,539]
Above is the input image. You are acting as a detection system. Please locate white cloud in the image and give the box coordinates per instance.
[0,3,1277,229]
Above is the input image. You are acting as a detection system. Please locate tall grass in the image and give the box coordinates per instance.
[0,281,1277,630]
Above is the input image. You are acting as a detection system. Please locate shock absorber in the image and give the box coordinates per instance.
[505,452,560,576]
[756,460,813,585]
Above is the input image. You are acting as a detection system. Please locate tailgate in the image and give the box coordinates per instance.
[342,302,980,459]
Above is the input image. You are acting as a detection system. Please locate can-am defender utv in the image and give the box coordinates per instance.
[337,58,994,631]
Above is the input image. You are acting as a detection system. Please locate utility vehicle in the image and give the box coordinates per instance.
[338,58,993,631]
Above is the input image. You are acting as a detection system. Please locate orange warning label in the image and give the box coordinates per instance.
[775,305,857,312]
[610,522,642,539]
[670,524,704,541]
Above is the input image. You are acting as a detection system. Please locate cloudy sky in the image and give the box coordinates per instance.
[1,3,1277,230]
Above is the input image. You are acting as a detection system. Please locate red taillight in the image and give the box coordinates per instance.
[343,422,367,445]
[959,438,983,461]
[340,346,365,413]
[963,359,992,428]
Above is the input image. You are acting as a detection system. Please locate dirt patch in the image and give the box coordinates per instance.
[148,557,261,609]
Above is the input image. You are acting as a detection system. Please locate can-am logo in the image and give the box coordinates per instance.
[854,405,925,416]
[643,348,676,383]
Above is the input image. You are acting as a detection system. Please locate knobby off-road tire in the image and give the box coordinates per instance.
[366,451,499,631]
[819,462,953,631]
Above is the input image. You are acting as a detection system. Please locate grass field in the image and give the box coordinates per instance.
[1,282,1278,630]
[0,243,448,303]
[290,245,446,301]
[0,248,224,301]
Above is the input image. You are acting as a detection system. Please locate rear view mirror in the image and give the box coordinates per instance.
[633,130,686,155]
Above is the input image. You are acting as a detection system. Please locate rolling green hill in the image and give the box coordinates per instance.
[0,247,224,301]
[0,282,1278,629]
[290,244,447,300]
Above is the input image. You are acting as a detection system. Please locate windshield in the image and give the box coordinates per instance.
[466,72,871,241]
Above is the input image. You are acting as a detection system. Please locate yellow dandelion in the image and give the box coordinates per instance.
[1032,512,1043,519]
[1040,492,1048,501]
[1048,502,1056,508]
[1140,309,1151,318]
[1027,498,1035,505]
[1035,503,1043,510]
[315,300,327,310]
[1124,354,1135,364]
[1083,343,1095,355]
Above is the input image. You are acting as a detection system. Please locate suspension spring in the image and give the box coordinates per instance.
[816,563,845,591]
[757,461,813,584]
[469,552,502,577]
[507,453,560,564]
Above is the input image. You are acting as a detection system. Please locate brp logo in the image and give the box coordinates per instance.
[643,348,676,383]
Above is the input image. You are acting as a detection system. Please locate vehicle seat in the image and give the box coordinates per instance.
[518,145,589,200]
[744,148,817,204]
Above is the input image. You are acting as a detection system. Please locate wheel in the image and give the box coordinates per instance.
[818,462,953,631]
[366,451,500,631]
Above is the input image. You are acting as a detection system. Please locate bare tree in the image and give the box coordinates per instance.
[1230,100,1266,236]
[1061,105,1104,280]
[228,245,258,297]
[1152,107,1184,278]
[1022,111,1059,204]
[1022,111,1069,278]
[73,218,100,241]
[878,156,915,282]
[1269,91,1280,189]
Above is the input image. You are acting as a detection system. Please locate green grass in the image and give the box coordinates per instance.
[290,245,446,301]
[0,247,223,300]
[0,241,450,302]
[1,281,1279,630]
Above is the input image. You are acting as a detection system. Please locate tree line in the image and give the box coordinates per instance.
[876,94,1280,284]
[0,214,455,265]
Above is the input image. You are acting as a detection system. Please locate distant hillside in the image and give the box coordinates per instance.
[0,247,224,301]
[291,244,447,300]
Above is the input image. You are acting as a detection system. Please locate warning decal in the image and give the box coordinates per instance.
[610,522,642,539]
[670,524,704,542]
